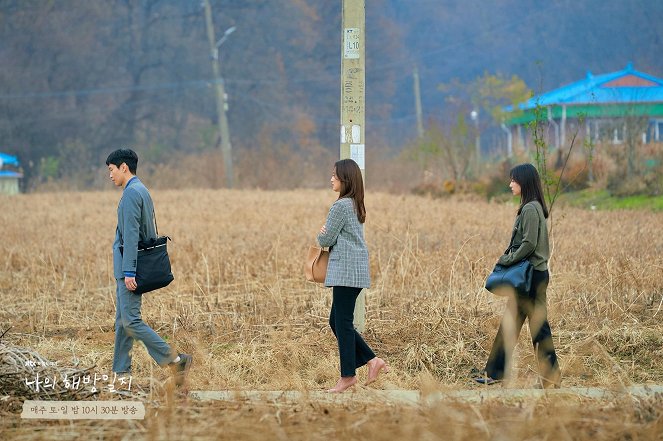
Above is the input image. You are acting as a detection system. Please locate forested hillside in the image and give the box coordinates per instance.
[1,0,661,188]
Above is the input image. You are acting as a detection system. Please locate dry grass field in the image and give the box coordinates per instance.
[1,188,662,440]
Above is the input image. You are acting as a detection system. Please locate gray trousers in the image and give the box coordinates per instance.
[112,280,175,373]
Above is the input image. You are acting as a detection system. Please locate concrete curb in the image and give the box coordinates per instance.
[191,385,663,406]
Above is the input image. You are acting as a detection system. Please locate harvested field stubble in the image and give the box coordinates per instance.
[3,395,663,440]
[1,189,662,439]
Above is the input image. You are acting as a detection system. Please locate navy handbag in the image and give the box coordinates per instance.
[485,259,533,295]
[485,222,534,296]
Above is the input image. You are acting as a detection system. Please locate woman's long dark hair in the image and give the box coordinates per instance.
[335,158,366,223]
[510,163,549,219]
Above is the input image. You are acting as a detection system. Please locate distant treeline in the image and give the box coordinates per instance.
[0,0,660,189]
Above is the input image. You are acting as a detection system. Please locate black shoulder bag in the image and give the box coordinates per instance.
[120,210,174,294]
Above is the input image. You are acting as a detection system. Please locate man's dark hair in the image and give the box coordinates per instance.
[106,149,138,174]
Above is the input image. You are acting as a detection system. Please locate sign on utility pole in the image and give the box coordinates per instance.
[340,0,366,332]
[203,0,234,189]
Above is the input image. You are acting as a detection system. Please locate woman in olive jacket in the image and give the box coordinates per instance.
[318,159,388,393]
[476,163,561,388]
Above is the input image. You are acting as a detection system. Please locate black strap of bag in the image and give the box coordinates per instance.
[138,208,168,250]
[153,207,159,236]
[120,207,168,252]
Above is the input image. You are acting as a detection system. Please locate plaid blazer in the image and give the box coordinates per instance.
[317,197,370,288]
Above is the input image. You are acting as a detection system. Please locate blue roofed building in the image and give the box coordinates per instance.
[504,63,663,153]
[0,152,22,195]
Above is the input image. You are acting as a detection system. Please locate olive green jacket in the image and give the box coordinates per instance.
[497,201,549,271]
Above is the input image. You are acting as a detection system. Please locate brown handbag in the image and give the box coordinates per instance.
[304,246,329,283]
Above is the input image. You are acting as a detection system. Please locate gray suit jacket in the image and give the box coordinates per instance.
[112,177,157,280]
[317,197,370,288]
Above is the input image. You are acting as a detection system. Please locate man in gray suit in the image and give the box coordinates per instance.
[106,148,191,385]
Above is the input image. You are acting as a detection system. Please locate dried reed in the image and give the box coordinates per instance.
[0,189,662,439]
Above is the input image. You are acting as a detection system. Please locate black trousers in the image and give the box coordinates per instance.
[484,270,560,382]
[329,286,376,377]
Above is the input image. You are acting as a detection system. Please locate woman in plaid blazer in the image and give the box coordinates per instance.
[317,159,389,393]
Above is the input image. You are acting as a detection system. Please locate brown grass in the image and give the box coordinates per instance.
[1,189,662,439]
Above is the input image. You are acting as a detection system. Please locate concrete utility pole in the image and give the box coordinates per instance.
[501,123,513,157]
[470,109,480,171]
[340,0,366,332]
[413,67,424,138]
[203,0,234,188]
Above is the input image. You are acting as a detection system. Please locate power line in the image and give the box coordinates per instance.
[0,3,567,102]
[0,86,193,125]
[0,79,213,100]
[0,83,419,128]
